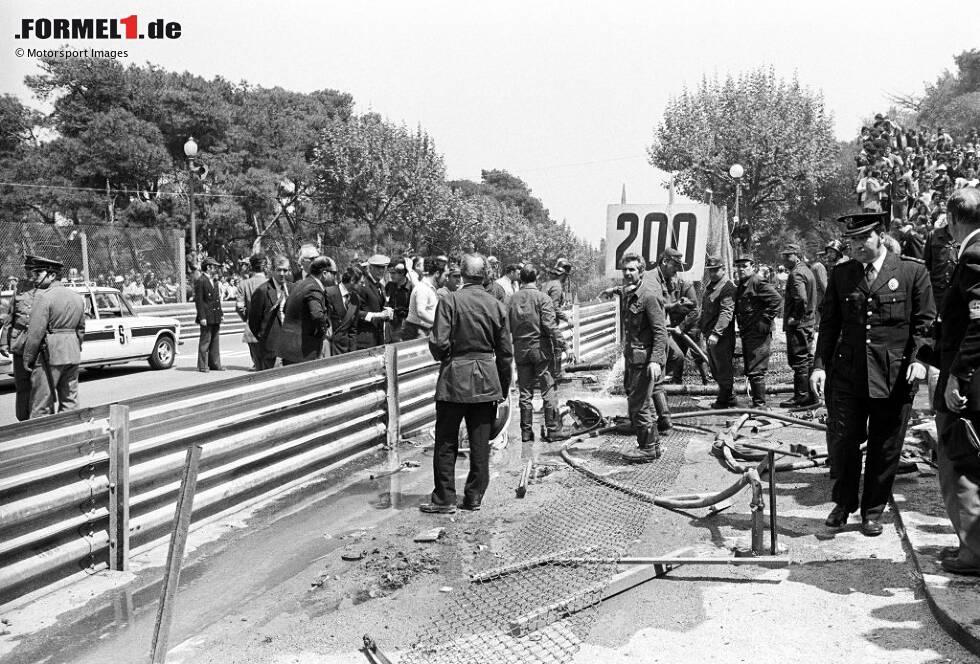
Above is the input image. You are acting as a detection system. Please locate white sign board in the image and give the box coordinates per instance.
[605,203,710,279]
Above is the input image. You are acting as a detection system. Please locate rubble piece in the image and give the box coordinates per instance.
[413,527,445,543]
[516,460,533,498]
[707,498,734,516]
[341,550,366,561]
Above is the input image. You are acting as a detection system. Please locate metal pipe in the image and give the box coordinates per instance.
[671,408,826,431]
[662,383,795,396]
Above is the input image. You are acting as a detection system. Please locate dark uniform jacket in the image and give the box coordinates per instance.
[622,284,668,366]
[278,276,328,363]
[815,251,935,399]
[811,261,828,310]
[248,278,288,350]
[325,284,359,355]
[22,281,85,368]
[429,283,513,403]
[924,224,959,314]
[698,277,736,338]
[384,280,412,322]
[194,276,223,325]
[355,275,387,342]
[641,268,698,332]
[783,262,816,329]
[735,274,781,337]
[508,284,565,365]
[0,280,36,355]
[936,235,980,412]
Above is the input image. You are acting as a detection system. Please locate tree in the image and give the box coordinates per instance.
[893,49,980,137]
[311,115,445,248]
[649,67,838,248]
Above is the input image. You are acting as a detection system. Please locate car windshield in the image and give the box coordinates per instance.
[95,292,133,318]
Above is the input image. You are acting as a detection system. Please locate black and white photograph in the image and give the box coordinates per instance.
[1,1,980,662]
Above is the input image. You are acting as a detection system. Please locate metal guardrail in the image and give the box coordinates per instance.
[138,302,245,341]
[0,300,618,603]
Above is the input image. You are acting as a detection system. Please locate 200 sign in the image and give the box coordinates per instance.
[613,212,698,271]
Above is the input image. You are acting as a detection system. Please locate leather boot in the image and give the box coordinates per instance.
[622,426,662,462]
[542,406,573,442]
[520,405,534,442]
[749,379,769,410]
[652,392,672,433]
[697,361,711,385]
[778,374,803,408]
[711,384,737,409]
[796,372,819,408]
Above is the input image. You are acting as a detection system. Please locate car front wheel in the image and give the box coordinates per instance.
[149,335,176,369]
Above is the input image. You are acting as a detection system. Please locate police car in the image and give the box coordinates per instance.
[1,283,180,372]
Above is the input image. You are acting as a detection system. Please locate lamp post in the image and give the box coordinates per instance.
[728,163,744,225]
[183,137,198,262]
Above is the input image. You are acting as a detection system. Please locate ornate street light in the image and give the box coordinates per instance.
[184,137,198,261]
[729,163,744,225]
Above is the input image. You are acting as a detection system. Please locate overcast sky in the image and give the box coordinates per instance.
[2,1,978,245]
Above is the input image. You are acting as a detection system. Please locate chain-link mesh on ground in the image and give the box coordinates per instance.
[0,221,183,290]
[402,428,693,664]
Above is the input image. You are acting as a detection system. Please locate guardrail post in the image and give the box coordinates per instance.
[571,299,581,360]
[383,344,400,453]
[150,443,203,664]
[108,403,130,571]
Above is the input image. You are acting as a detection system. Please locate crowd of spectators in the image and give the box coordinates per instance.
[856,115,979,255]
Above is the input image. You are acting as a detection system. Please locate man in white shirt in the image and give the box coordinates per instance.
[494,264,520,302]
[403,257,445,339]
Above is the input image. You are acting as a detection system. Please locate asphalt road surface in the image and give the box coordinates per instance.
[0,334,255,427]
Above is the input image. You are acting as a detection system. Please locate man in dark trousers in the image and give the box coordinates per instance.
[934,188,980,575]
[508,263,568,442]
[355,254,394,349]
[619,252,668,463]
[421,254,512,514]
[194,257,224,372]
[324,266,360,355]
[21,257,86,418]
[780,243,818,407]
[541,258,572,378]
[0,256,41,421]
[236,253,268,371]
[697,255,737,408]
[248,255,291,370]
[278,256,330,365]
[925,216,960,409]
[812,212,935,536]
[734,254,782,409]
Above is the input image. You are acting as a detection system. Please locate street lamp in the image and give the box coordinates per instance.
[728,163,744,226]
[183,137,198,262]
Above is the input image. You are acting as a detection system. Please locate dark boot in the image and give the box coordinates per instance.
[749,379,769,410]
[542,406,573,442]
[520,406,534,442]
[710,384,737,409]
[652,392,672,433]
[697,361,711,385]
[622,426,662,462]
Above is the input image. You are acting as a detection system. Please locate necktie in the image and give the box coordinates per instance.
[277,285,287,323]
[865,263,876,285]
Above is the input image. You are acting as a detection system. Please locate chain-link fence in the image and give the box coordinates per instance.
[0,221,185,302]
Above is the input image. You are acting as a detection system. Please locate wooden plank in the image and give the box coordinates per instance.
[149,443,202,664]
[108,404,130,571]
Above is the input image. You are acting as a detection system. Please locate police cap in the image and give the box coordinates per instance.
[367,254,390,267]
[25,254,63,271]
[549,257,573,274]
[733,253,755,264]
[704,255,724,269]
[660,247,683,263]
[780,243,803,256]
[837,211,888,238]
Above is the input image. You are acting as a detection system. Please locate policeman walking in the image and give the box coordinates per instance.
[734,254,782,409]
[697,255,737,409]
[780,243,819,408]
[21,257,86,418]
[508,263,570,442]
[0,256,43,421]
[812,212,935,536]
[619,252,668,463]
[421,254,513,514]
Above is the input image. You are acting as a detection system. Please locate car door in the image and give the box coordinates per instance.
[94,292,136,361]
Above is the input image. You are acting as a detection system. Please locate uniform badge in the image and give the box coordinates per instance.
[887,278,899,291]
[970,301,980,320]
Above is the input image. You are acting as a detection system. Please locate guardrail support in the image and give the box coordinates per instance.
[571,300,581,360]
[108,403,130,571]
[613,294,622,346]
[383,344,400,452]
[150,443,203,664]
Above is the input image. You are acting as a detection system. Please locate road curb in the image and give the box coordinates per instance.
[890,452,980,657]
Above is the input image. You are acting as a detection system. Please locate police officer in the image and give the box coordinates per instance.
[934,188,980,574]
[642,248,690,431]
[924,214,960,409]
[0,256,42,421]
[355,254,394,349]
[421,254,512,514]
[697,255,737,409]
[780,243,819,408]
[734,254,782,409]
[812,212,935,536]
[508,263,569,442]
[21,257,86,418]
[619,252,668,463]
